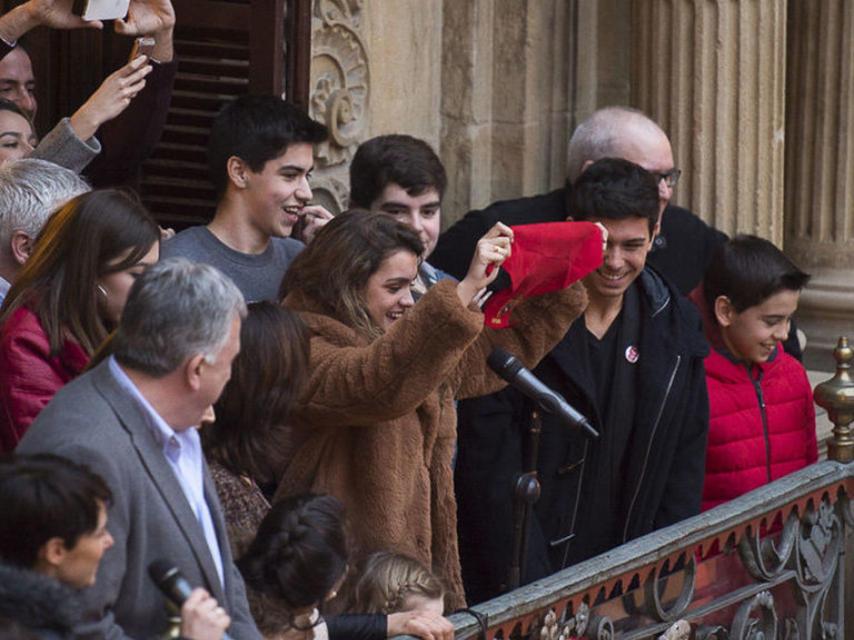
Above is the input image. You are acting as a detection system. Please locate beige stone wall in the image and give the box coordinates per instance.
[308,0,445,214]
[785,0,854,370]
[439,0,573,224]
[631,0,787,245]
[307,0,636,224]
[362,0,443,148]
[439,0,632,225]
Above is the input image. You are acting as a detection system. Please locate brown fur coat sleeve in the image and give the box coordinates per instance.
[451,281,588,399]
[294,280,483,427]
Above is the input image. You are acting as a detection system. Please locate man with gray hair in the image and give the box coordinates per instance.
[0,158,89,304]
[18,258,260,640]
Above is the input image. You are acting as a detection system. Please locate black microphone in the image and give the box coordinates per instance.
[487,347,599,439]
[148,560,233,640]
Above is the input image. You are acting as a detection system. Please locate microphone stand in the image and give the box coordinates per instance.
[507,409,543,590]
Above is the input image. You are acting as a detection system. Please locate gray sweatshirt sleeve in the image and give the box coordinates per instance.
[29,117,102,174]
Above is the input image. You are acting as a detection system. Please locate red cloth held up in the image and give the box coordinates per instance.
[483,221,603,328]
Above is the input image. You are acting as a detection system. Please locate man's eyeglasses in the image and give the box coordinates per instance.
[652,168,682,188]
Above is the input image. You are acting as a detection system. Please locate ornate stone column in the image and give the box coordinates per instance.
[785,0,854,369]
[631,0,787,245]
[308,0,369,213]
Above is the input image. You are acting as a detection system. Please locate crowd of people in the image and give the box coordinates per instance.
[0,1,821,638]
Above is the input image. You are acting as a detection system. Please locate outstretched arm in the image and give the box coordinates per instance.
[69,55,153,141]
[451,282,588,400]
[295,279,484,428]
[28,56,153,173]
[86,0,176,187]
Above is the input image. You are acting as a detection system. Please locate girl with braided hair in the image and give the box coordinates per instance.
[237,494,453,640]
[238,494,347,640]
[349,552,445,617]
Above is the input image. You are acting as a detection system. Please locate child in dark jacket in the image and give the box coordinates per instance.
[692,235,817,511]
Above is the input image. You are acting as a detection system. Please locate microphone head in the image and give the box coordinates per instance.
[148,559,177,584]
[487,347,523,381]
[148,559,193,605]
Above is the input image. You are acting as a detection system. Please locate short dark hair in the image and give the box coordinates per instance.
[704,234,810,313]
[569,157,660,233]
[0,454,112,569]
[203,301,310,485]
[207,95,328,196]
[238,494,347,614]
[349,134,447,208]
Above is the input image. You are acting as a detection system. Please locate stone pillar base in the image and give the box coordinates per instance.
[797,269,854,372]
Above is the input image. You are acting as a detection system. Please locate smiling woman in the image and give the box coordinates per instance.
[276,210,590,608]
[0,189,160,452]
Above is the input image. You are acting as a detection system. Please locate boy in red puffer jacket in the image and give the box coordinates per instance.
[692,234,817,511]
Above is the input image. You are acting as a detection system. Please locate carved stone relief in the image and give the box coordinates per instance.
[309,0,369,213]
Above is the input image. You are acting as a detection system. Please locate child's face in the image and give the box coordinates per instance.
[716,289,800,363]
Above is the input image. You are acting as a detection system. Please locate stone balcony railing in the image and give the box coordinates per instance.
[442,338,854,640]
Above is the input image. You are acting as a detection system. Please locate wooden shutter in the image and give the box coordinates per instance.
[140,0,311,229]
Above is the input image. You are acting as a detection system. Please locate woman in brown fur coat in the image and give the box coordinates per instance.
[276,211,591,608]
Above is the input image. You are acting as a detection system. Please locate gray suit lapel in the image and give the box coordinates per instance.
[90,362,227,604]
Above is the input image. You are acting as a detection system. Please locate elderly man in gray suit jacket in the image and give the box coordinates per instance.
[18,258,260,640]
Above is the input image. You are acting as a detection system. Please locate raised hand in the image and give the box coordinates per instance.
[113,0,175,36]
[68,55,152,141]
[457,221,514,307]
[298,204,335,244]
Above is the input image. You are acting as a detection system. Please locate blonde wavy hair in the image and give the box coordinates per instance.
[349,551,444,615]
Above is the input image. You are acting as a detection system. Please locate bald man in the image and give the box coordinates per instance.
[431,106,726,296]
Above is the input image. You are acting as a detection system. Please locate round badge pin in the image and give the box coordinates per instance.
[625,345,639,364]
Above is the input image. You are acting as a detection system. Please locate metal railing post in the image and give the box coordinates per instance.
[814,336,854,463]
